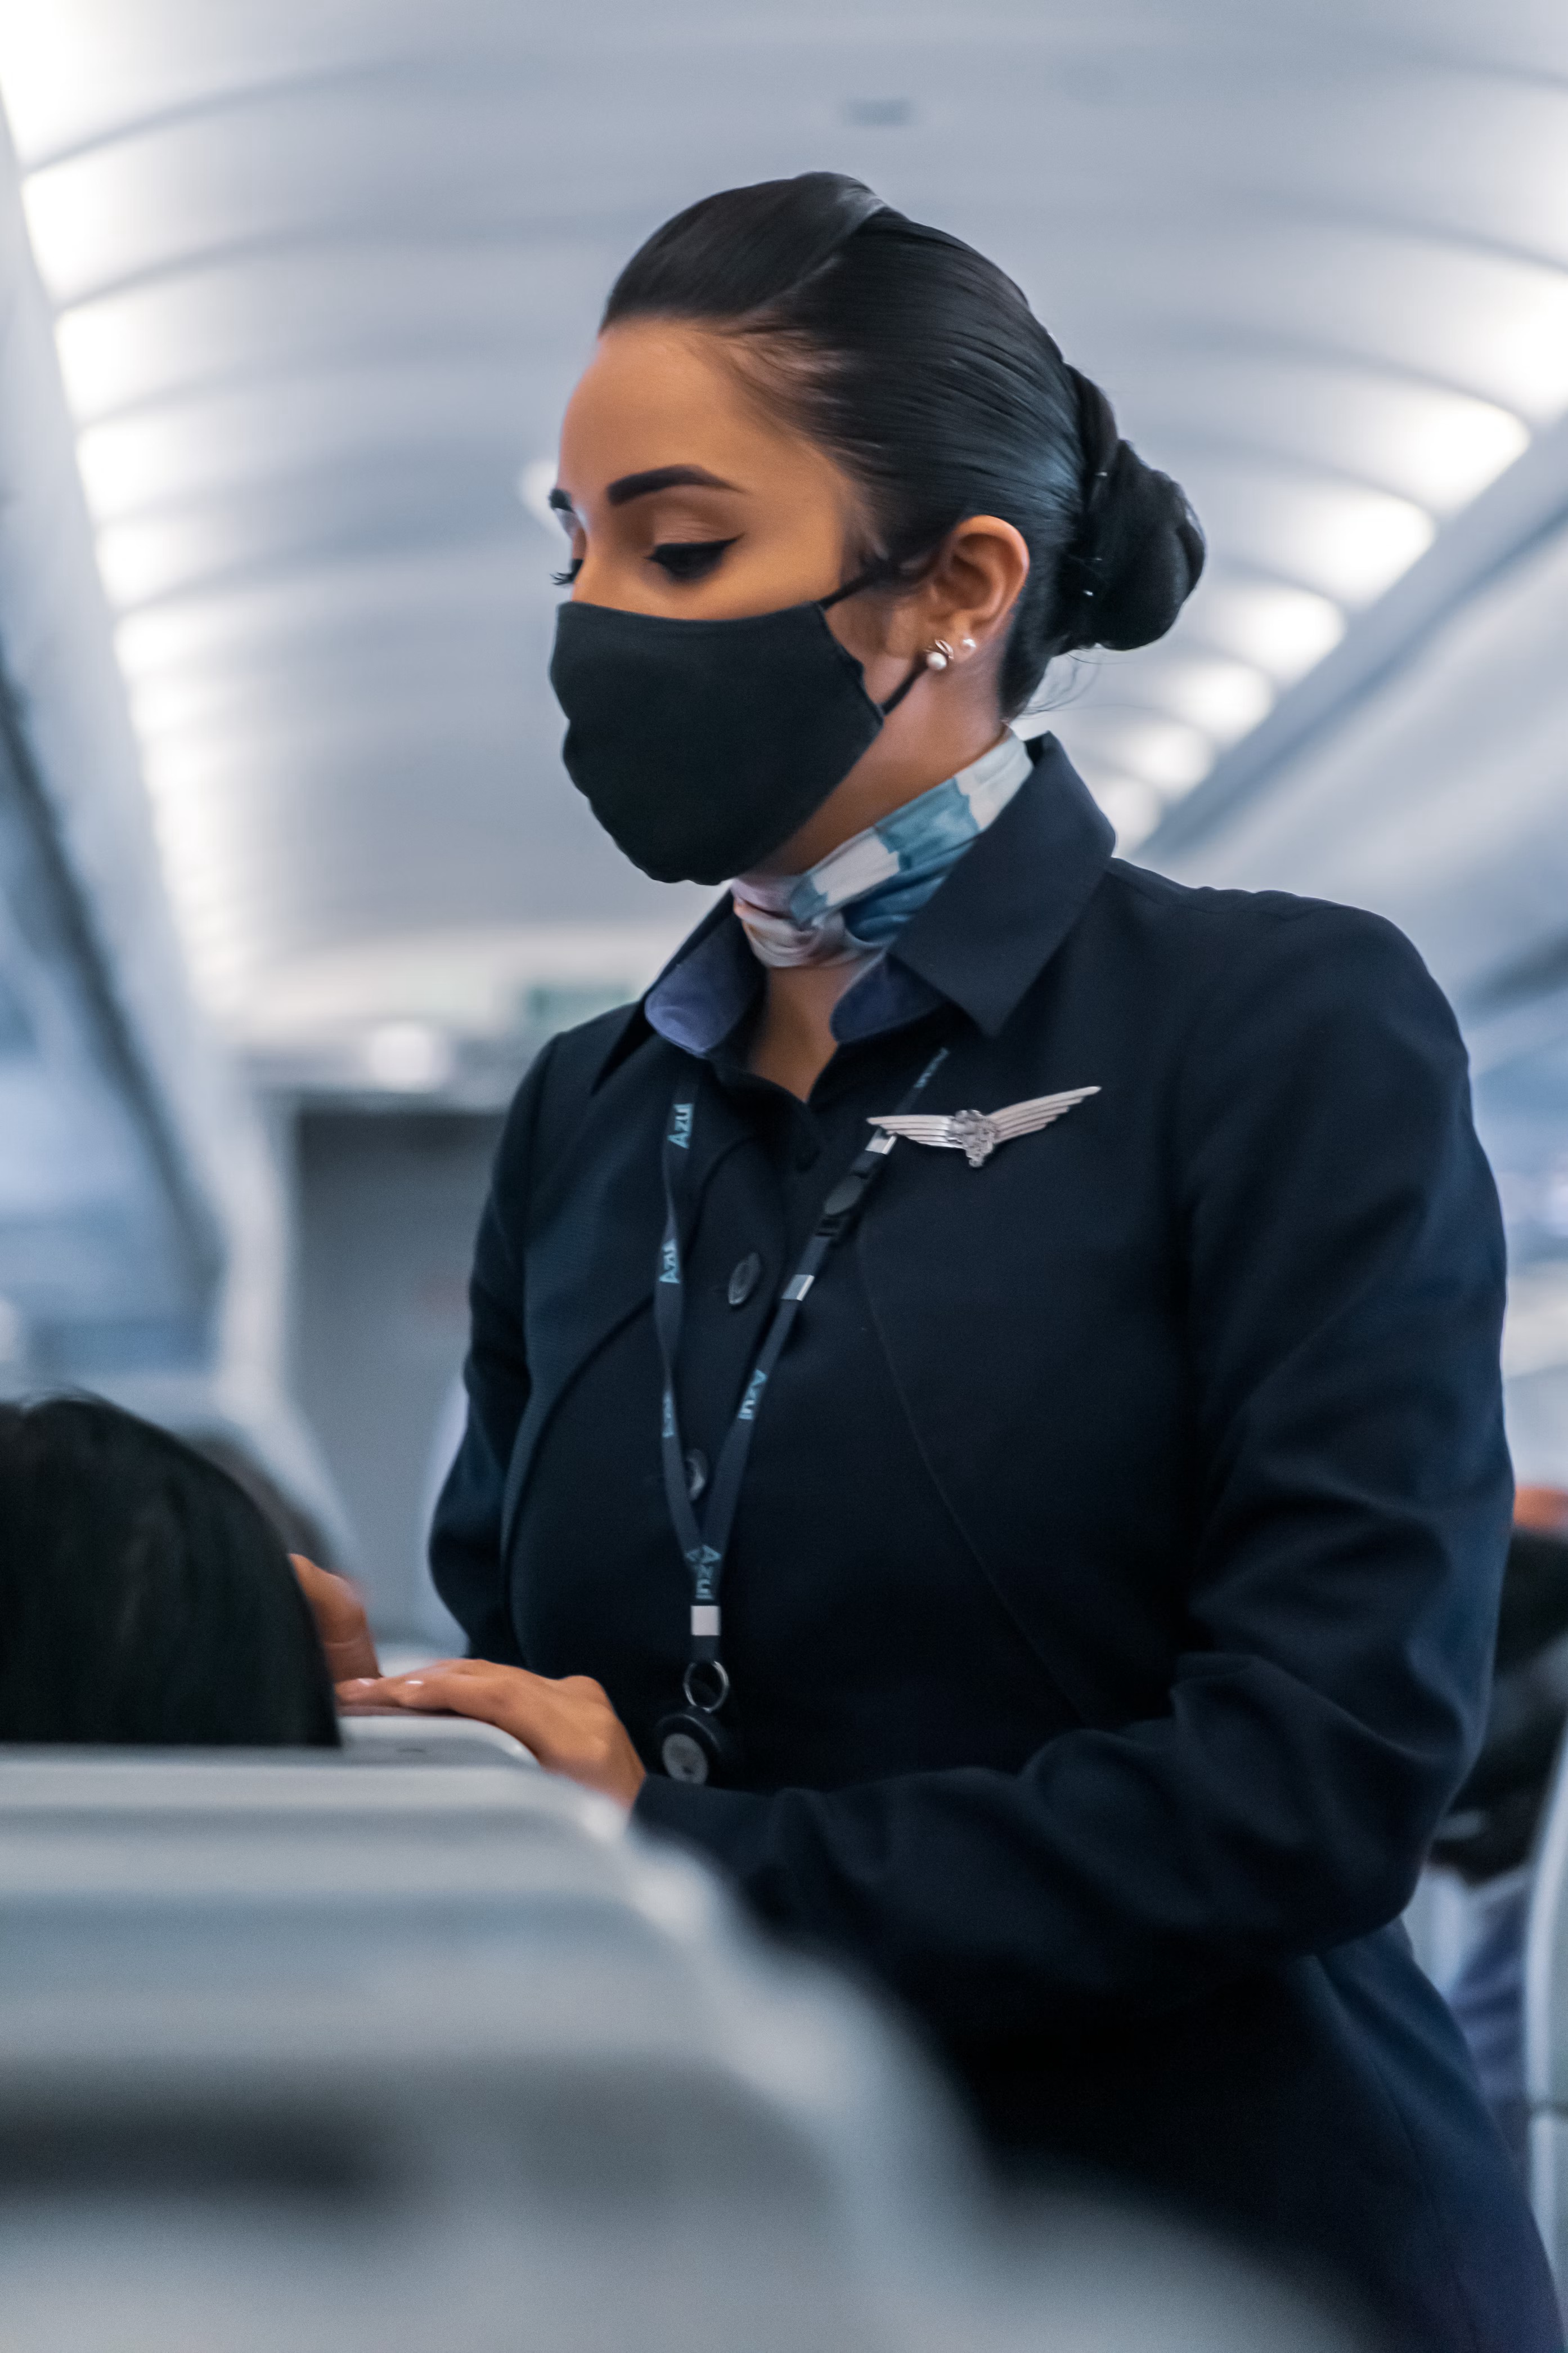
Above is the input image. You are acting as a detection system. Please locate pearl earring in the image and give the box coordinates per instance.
[925,638,955,671]
[960,635,977,655]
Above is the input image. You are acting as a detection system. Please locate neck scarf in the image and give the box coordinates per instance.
[731,729,1032,970]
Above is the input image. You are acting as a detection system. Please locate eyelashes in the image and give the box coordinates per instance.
[550,537,741,589]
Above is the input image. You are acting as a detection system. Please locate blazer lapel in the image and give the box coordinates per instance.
[853,1022,1178,1736]
[500,1047,751,1557]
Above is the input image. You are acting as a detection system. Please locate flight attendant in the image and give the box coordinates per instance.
[327,175,1561,2349]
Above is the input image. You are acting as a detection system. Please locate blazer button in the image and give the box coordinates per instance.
[727,1252,762,1308]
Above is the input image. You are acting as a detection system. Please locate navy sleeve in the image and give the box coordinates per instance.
[428,1039,559,1665]
[635,904,1513,2034]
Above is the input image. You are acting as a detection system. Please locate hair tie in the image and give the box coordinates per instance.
[1058,367,1126,648]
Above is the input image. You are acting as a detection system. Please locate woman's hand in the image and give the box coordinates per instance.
[336,1660,646,1811]
[291,1554,381,1684]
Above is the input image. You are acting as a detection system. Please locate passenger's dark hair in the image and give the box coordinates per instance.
[604,172,1205,716]
[187,1428,336,1570]
[0,1395,340,1746]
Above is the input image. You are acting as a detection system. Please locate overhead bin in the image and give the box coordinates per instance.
[0,110,246,1379]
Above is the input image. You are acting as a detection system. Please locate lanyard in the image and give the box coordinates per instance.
[652,1045,949,1718]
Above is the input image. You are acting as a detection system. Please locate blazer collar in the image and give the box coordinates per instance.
[887,734,1115,1038]
[595,732,1115,1087]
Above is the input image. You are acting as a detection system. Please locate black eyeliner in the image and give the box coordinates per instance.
[650,536,740,581]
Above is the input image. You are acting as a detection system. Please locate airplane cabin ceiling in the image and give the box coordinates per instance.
[0,0,1565,1095]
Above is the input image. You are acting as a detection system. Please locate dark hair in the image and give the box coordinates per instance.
[187,1429,336,1569]
[604,172,1205,716]
[0,1395,340,1747]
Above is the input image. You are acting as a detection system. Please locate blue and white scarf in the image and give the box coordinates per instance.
[731,729,1032,969]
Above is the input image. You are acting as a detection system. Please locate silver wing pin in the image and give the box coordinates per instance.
[868,1086,1100,1168]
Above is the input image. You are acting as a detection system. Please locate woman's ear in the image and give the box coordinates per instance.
[886,517,1031,660]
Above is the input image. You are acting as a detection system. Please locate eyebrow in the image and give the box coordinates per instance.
[547,465,742,519]
[605,464,740,508]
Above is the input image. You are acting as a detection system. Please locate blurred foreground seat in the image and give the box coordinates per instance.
[338,1709,536,1764]
[0,1747,1355,2353]
[1526,1732,1568,2305]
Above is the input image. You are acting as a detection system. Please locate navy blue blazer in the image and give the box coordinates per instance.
[434,742,1561,2352]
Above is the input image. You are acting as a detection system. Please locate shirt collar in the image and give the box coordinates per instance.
[640,898,759,1057]
[617,733,1115,1074]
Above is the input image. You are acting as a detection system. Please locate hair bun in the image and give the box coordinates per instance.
[1061,368,1205,654]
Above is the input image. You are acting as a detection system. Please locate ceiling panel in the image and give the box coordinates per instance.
[0,1,1563,1091]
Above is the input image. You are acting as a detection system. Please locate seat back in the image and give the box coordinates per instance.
[339,1710,536,1765]
[1524,1729,1568,2288]
[0,1747,1354,2351]
[0,1747,965,2350]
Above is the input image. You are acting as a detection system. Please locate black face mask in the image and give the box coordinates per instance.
[548,576,921,885]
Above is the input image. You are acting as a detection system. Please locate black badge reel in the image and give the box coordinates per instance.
[655,1661,739,1786]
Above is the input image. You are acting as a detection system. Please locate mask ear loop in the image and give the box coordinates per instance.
[875,661,925,717]
[817,562,929,719]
